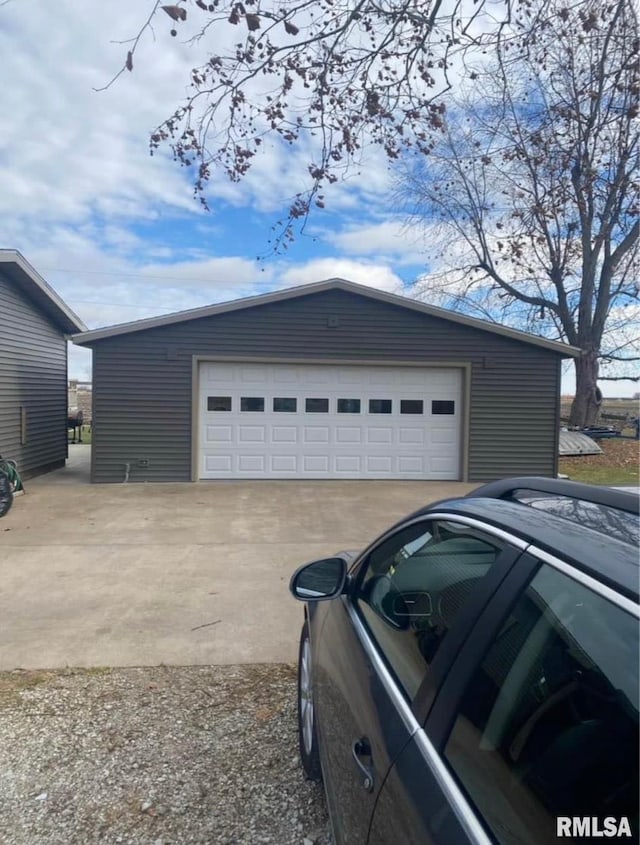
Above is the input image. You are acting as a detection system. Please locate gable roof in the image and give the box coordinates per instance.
[0,250,87,334]
[71,277,580,357]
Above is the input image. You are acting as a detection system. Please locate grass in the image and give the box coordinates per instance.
[559,437,639,486]
[68,424,92,445]
[559,463,639,485]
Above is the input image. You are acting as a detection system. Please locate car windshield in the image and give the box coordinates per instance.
[511,489,639,547]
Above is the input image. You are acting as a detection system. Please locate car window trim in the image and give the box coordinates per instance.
[347,512,528,584]
[344,599,493,845]
[527,544,640,618]
[344,598,418,735]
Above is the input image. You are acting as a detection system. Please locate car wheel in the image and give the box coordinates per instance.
[298,620,322,782]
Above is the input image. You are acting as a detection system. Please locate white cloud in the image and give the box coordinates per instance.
[327,219,428,266]
[280,258,403,292]
[0,3,201,225]
[0,2,430,382]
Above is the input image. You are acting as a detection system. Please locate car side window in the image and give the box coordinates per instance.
[356,520,504,699]
[444,564,639,845]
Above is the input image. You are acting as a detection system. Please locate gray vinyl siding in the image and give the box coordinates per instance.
[88,289,562,483]
[0,271,68,478]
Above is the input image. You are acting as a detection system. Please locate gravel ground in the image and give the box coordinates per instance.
[0,665,330,845]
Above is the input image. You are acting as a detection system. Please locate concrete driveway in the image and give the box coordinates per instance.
[0,446,475,670]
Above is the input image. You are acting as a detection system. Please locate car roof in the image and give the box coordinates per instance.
[422,497,639,602]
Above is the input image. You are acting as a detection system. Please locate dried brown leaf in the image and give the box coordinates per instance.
[162,5,187,22]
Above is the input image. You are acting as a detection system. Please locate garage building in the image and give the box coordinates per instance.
[71,279,579,483]
[0,250,86,478]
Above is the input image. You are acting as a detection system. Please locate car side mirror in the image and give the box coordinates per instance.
[289,557,347,601]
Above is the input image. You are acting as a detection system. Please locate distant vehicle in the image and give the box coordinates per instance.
[290,478,639,845]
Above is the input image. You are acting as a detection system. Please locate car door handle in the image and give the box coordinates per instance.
[351,738,374,793]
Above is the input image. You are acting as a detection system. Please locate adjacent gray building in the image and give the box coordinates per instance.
[0,251,86,478]
[72,278,580,484]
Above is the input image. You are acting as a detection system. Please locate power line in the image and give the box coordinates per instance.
[39,266,260,285]
[70,300,177,309]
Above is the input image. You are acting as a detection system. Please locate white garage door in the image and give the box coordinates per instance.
[198,362,462,479]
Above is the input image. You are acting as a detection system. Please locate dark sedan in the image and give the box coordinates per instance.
[289,478,639,845]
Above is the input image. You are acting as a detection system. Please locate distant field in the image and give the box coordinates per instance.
[560,396,638,412]
[560,396,638,432]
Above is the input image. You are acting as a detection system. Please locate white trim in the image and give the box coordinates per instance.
[527,546,639,617]
[71,277,580,357]
[422,513,530,549]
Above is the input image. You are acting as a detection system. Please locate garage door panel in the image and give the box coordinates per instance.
[271,426,298,443]
[335,456,361,472]
[238,455,265,472]
[204,365,234,384]
[304,370,331,384]
[367,427,393,444]
[431,427,456,444]
[398,456,424,473]
[304,427,330,443]
[337,370,361,384]
[303,455,330,472]
[272,367,299,383]
[270,455,297,472]
[205,454,233,472]
[240,366,268,382]
[366,456,393,473]
[398,427,424,444]
[206,425,233,443]
[431,455,458,473]
[199,362,462,479]
[238,426,266,443]
[336,427,361,443]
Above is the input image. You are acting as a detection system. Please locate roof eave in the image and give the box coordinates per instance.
[0,250,87,334]
[70,276,581,357]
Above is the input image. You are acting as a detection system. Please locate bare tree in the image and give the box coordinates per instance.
[104,0,638,424]
[103,0,527,248]
[398,0,639,426]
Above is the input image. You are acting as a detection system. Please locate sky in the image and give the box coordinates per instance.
[0,0,633,396]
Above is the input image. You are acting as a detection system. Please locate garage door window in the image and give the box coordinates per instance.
[356,520,503,698]
[432,400,455,415]
[207,396,232,411]
[273,397,297,412]
[444,564,639,845]
[369,399,392,414]
[338,399,361,413]
[400,400,424,414]
[306,398,329,413]
[240,397,265,412]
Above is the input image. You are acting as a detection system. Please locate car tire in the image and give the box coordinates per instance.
[298,620,322,782]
